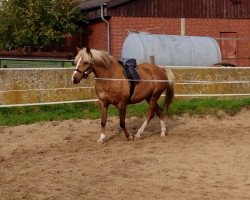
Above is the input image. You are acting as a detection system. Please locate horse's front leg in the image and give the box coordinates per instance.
[118,102,131,141]
[97,100,109,143]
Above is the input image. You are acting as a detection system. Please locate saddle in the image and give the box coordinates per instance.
[118,59,140,99]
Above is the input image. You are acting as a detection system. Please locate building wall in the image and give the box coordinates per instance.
[86,21,107,51]
[186,18,250,66]
[86,16,250,66]
[110,17,181,60]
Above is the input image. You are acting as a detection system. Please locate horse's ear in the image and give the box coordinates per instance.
[86,47,91,54]
[86,47,92,57]
[76,47,82,52]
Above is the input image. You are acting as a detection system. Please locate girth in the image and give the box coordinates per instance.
[118,59,140,99]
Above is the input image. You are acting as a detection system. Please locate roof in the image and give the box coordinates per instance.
[79,0,133,10]
[80,0,250,20]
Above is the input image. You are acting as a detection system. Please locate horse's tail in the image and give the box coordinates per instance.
[163,68,175,112]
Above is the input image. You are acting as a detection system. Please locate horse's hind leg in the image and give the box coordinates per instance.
[97,100,109,143]
[135,96,158,138]
[155,104,166,137]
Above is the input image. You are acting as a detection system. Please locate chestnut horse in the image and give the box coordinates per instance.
[72,47,175,142]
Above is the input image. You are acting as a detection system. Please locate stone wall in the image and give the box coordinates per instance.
[0,67,249,106]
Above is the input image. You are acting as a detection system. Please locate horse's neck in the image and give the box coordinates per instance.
[93,62,122,79]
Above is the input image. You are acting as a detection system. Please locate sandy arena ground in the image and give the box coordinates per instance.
[0,109,250,200]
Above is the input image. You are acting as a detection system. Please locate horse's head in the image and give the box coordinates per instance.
[72,47,94,84]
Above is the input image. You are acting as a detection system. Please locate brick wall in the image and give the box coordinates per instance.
[185,18,250,66]
[86,17,250,66]
[86,21,107,51]
[110,17,181,59]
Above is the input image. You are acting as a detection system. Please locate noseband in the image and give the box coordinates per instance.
[74,66,94,78]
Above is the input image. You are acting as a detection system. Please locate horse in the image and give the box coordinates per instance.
[72,47,175,143]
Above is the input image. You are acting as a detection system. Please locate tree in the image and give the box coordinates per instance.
[0,0,84,51]
[0,0,25,50]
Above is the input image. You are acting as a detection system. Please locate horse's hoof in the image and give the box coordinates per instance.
[133,134,143,141]
[100,137,110,143]
[97,138,109,143]
[160,133,166,137]
[97,134,106,143]
[97,138,104,143]
[127,135,134,141]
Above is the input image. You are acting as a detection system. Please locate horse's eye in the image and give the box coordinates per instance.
[83,62,88,65]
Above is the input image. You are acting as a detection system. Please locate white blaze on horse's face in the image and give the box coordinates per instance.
[72,51,92,84]
[72,57,83,84]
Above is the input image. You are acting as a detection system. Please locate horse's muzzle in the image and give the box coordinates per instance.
[72,77,80,84]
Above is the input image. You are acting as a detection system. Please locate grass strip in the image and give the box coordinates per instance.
[0,98,249,126]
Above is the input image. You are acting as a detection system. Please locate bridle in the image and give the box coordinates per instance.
[74,66,94,78]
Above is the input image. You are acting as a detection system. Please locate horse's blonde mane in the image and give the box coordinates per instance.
[76,48,116,68]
